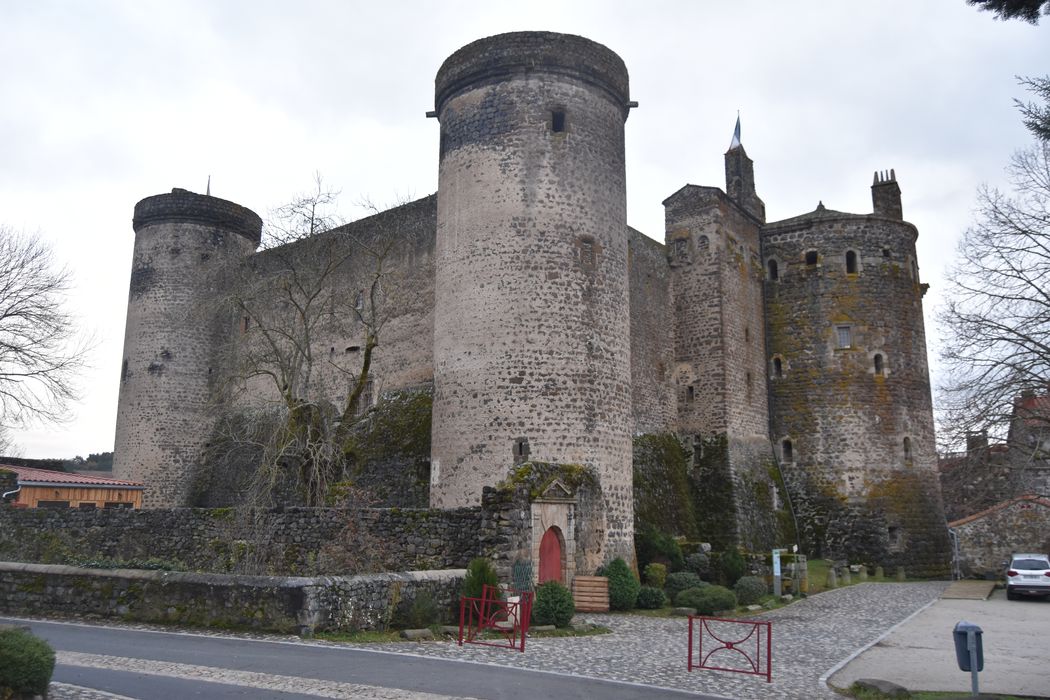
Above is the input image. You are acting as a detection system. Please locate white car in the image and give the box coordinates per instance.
[1005,553,1050,600]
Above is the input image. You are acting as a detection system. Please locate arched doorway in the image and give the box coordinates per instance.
[538,526,564,584]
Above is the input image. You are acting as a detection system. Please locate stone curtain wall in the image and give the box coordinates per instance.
[0,506,493,576]
[951,496,1050,577]
[627,229,676,435]
[0,562,463,634]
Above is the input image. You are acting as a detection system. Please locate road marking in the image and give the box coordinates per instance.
[51,681,137,699]
[57,651,477,700]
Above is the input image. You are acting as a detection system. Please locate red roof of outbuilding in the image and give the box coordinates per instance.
[948,494,1050,527]
[0,465,143,489]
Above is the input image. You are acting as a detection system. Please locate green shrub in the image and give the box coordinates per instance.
[603,557,640,611]
[733,575,768,605]
[720,548,746,587]
[635,586,668,609]
[643,562,667,589]
[675,585,737,614]
[684,551,711,579]
[634,525,685,572]
[531,581,575,627]
[461,557,499,599]
[394,591,440,629]
[665,571,705,602]
[0,628,55,697]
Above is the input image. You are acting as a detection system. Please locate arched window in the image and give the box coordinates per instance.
[773,356,783,378]
[846,250,858,274]
[767,258,779,281]
[903,437,912,462]
[873,353,884,375]
[782,439,794,463]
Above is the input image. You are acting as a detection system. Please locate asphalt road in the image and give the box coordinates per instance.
[3,617,721,699]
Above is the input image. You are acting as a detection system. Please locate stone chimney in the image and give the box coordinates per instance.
[872,169,902,220]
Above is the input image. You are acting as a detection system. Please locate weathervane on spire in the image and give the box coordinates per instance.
[729,111,742,150]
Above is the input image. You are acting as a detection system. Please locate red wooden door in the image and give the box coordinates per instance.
[539,527,562,584]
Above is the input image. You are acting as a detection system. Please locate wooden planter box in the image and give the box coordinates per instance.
[572,576,609,612]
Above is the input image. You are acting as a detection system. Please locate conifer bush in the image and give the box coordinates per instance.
[461,557,499,600]
[685,551,711,579]
[602,557,640,611]
[635,585,668,609]
[531,581,575,627]
[643,562,667,589]
[733,575,768,605]
[0,628,55,698]
[675,585,737,614]
[665,571,705,602]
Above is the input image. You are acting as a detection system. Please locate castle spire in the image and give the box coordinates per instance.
[729,112,741,150]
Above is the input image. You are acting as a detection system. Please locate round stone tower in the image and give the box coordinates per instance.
[113,189,261,507]
[430,32,635,565]
[762,172,950,576]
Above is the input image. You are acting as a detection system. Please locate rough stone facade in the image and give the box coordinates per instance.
[0,505,492,575]
[949,495,1050,578]
[0,561,462,634]
[112,31,950,574]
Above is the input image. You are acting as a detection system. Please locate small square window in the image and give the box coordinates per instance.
[836,325,852,349]
[805,250,818,266]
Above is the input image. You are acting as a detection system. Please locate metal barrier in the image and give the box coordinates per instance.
[458,584,534,652]
[688,615,772,683]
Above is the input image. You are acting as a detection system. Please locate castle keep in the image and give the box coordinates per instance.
[114,32,951,577]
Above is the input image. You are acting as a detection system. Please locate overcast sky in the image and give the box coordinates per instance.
[1,1,1046,458]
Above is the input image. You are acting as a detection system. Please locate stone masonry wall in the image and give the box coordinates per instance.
[763,207,950,576]
[114,190,261,507]
[0,562,463,634]
[431,32,635,566]
[0,505,493,576]
[628,228,676,434]
[950,496,1050,577]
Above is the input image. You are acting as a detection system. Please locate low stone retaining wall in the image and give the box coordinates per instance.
[0,561,465,634]
[0,505,492,575]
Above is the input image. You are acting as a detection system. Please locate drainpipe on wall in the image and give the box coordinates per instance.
[1,484,21,503]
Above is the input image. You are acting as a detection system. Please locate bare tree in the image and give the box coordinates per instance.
[938,140,1050,451]
[0,227,90,432]
[218,176,403,506]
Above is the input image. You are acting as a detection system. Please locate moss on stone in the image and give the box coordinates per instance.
[632,433,698,539]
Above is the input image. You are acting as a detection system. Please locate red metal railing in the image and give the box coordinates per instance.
[688,615,772,683]
[458,584,534,652]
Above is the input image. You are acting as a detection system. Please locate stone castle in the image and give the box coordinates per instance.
[114,31,951,576]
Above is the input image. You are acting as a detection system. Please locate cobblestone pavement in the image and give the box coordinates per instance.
[44,581,948,700]
[359,582,949,700]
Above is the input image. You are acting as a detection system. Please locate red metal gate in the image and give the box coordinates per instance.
[688,615,772,683]
[458,584,534,652]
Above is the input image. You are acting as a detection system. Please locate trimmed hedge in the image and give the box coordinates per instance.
[636,586,668,610]
[643,562,667,589]
[665,571,705,602]
[601,557,640,611]
[531,581,575,627]
[733,575,768,605]
[675,585,737,614]
[0,628,55,698]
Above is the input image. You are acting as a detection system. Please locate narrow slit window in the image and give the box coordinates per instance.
[242,316,251,334]
[767,259,779,281]
[552,110,566,133]
[846,250,858,274]
[686,385,695,404]
[874,353,884,375]
[782,439,794,463]
[773,357,783,378]
[903,437,913,462]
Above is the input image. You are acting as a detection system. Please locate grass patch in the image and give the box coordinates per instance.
[314,629,405,643]
[843,682,1032,700]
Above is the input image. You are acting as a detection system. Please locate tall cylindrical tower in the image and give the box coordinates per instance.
[113,189,261,507]
[430,32,635,565]
[762,173,949,576]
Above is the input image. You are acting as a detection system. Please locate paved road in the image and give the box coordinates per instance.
[3,616,715,700]
[830,587,1050,697]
